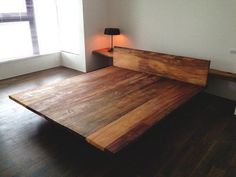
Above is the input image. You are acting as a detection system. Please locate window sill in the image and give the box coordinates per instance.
[61,51,80,55]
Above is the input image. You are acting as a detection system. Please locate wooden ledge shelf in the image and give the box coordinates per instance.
[209,69,236,82]
[92,48,114,58]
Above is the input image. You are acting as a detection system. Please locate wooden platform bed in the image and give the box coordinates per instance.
[10,47,210,154]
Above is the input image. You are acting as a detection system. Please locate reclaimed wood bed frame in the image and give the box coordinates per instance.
[10,47,210,154]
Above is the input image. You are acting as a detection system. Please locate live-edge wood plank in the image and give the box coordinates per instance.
[10,67,162,137]
[87,79,201,153]
[43,74,162,137]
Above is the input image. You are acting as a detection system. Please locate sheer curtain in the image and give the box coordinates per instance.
[0,0,27,13]
[34,0,60,54]
[57,0,83,54]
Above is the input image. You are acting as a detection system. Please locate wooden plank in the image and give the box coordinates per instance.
[113,47,210,86]
[10,67,159,136]
[87,80,201,153]
[9,67,162,136]
[209,69,236,82]
[9,66,122,107]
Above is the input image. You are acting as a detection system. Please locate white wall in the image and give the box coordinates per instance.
[61,52,85,72]
[57,0,110,72]
[0,53,60,80]
[34,0,60,54]
[109,0,236,73]
[57,0,86,72]
[82,0,110,72]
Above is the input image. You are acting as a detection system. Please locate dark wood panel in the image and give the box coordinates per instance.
[209,69,236,82]
[113,47,210,86]
[10,66,202,153]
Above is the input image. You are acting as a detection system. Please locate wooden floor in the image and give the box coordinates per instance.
[0,67,235,177]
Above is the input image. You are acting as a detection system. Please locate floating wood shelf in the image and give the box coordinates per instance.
[92,48,114,58]
[209,69,236,82]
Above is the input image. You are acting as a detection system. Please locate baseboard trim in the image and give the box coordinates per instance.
[0,53,61,80]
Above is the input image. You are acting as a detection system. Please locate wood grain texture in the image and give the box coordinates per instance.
[87,80,201,153]
[113,47,210,86]
[10,66,202,153]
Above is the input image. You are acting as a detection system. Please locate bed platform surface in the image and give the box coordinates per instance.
[10,66,202,153]
[9,47,210,154]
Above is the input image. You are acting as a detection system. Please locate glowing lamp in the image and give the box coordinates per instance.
[104,28,120,52]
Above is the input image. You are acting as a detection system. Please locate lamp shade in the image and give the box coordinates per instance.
[104,28,120,35]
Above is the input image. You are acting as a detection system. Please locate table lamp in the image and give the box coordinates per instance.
[104,28,120,52]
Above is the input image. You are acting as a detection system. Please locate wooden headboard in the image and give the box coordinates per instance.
[113,47,210,86]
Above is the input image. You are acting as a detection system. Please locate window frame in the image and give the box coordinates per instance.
[0,0,39,55]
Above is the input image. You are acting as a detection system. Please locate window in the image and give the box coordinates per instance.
[0,0,27,13]
[0,0,60,60]
[0,0,39,59]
